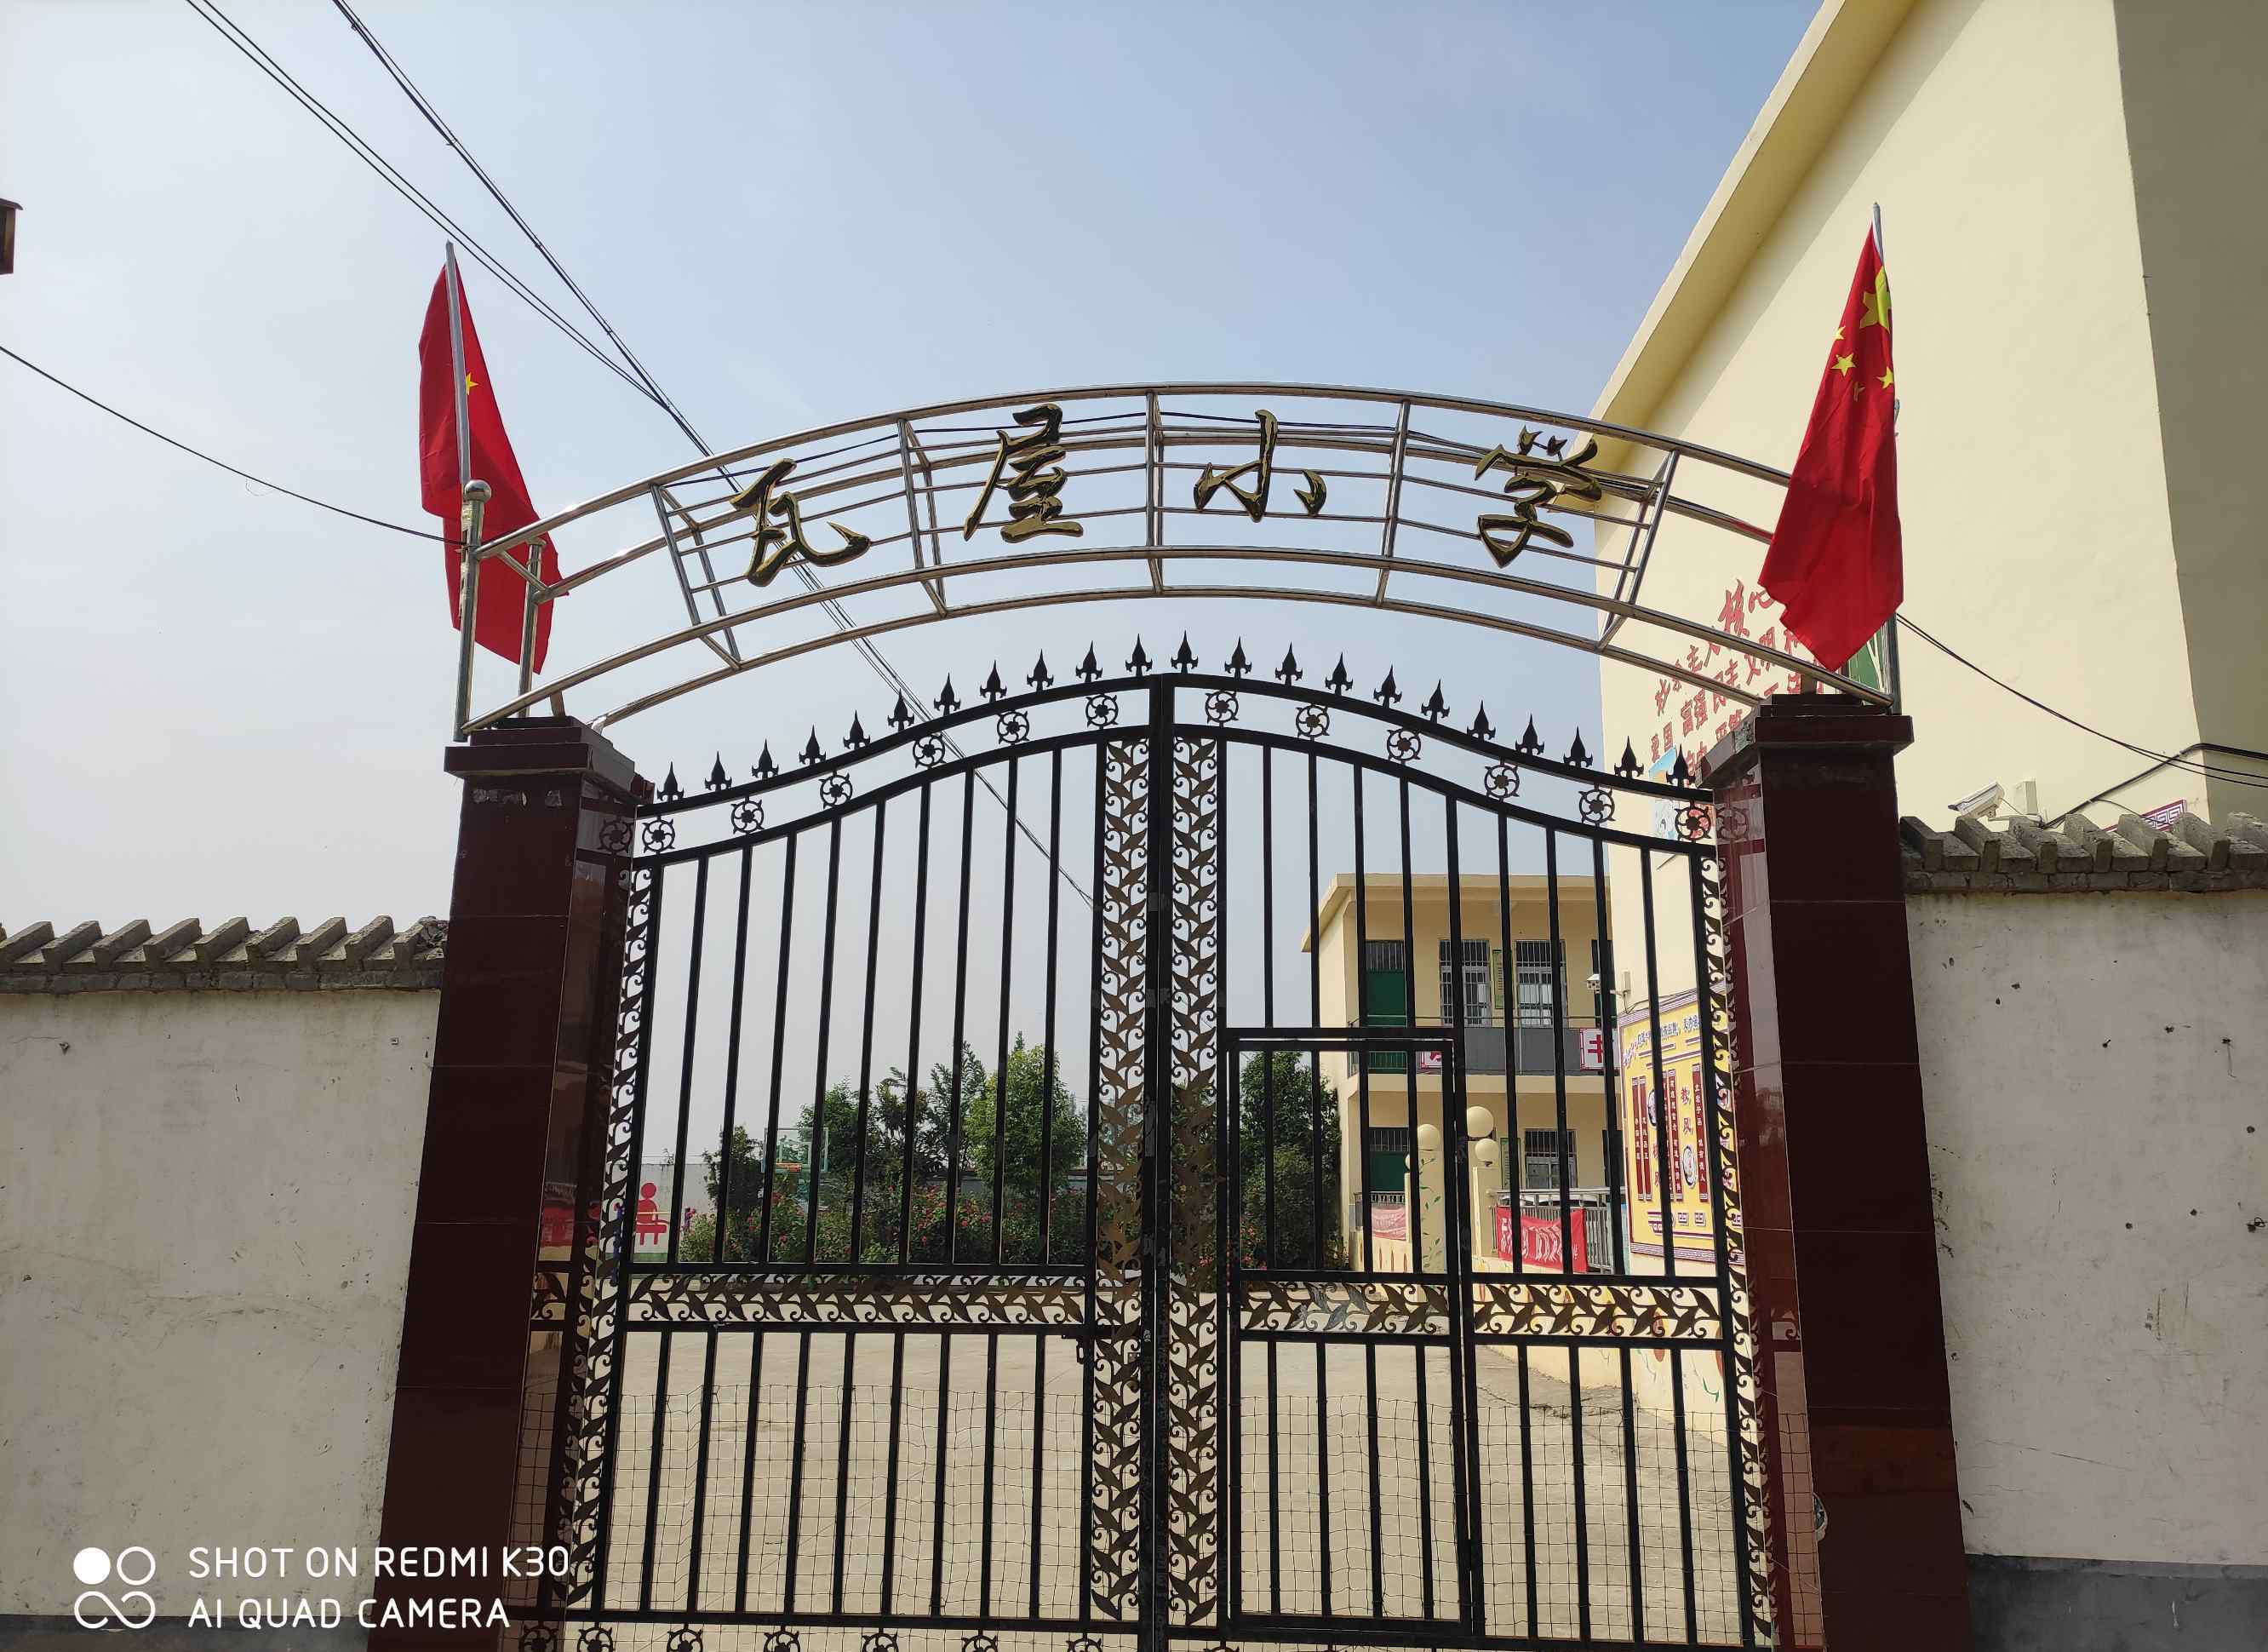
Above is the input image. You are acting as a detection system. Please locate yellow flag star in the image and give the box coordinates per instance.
[1877,366,1895,390]
[1832,324,1845,341]
[1859,270,1891,330]
[464,372,479,394]
[1831,353,1855,376]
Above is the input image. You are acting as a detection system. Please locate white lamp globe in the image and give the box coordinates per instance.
[1416,1122,1443,1152]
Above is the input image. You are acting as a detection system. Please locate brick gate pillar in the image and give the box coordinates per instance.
[372,719,644,1650]
[1704,694,1970,1652]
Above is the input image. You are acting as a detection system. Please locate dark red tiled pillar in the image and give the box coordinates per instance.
[373,720,644,1651]
[1704,695,1970,1652]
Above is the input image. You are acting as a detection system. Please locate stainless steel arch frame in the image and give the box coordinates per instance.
[450,382,1879,737]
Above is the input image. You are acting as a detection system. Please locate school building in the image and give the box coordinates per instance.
[1302,872,1618,1271]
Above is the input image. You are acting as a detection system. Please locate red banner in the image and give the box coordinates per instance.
[1505,1209,1588,1272]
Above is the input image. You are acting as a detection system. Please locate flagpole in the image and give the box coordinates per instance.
[1870,202,1904,712]
[444,243,487,737]
[443,243,471,516]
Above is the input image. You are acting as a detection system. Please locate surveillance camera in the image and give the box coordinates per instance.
[1585,972,1602,989]
[1950,781,2003,818]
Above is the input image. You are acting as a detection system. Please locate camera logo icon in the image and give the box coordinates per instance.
[72,1546,157,1631]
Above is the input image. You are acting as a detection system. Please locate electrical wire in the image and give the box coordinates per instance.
[1895,615,2268,794]
[318,0,1091,903]
[328,0,707,455]
[2,341,447,542]
[180,0,654,404]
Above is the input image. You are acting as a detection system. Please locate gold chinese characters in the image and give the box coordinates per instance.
[1193,409,1326,522]
[1472,429,1603,565]
[965,402,1082,542]
[730,457,873,587]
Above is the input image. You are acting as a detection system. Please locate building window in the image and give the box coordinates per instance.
[1522,1127,1577,1190]
[1436,938,1491,1026]
[1512,938,1607,1026]
[1513,940,1561,1028]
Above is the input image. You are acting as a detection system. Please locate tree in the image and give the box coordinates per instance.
[678,1123,778,1263]
[1234,1049,1345,1270]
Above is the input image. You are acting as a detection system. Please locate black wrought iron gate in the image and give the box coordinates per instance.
[524,649,1778,1652]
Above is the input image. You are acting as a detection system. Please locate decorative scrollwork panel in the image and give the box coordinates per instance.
[1700,847,1778,1645]
[627,1271,1087,1328]
[1163,737,1223,1626]
[1238,1279,1452,1338]
[1085,737,1148,1621]
[556,862,654,1607]
[1469,1281,1724,1341]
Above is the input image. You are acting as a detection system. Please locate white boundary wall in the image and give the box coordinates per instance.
[1911,890,2267,1568]
[0,989,435,1618]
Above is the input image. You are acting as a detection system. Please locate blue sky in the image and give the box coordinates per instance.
[0,1,1816,923]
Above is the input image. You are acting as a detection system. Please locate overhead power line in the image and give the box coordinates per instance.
[329,0,708,456]
[180,0,653,404]
[1,341,444,541]
[1894,616,2268,796]
[318,0,1091,902]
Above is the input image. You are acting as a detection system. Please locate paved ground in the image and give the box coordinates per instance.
[552,1315,1746,1648]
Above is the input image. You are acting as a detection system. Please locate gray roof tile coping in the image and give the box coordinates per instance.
[0,915,447,992]
[1902,812,2267,893]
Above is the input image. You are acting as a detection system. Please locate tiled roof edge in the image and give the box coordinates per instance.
[0,915,447,993]
[1899,812,2268,894]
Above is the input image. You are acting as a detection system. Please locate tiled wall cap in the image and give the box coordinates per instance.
[1901,812,2268,893]
[0,915,447,992]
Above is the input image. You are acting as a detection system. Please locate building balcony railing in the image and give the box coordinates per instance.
[1353,1020,1603,1076]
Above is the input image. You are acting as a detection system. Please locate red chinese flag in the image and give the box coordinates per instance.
[1758,229,1900,672]
[417,267,560,668]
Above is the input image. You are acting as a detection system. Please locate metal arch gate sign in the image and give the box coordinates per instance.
[445,381,1886,740]
[517,651,1780,1652]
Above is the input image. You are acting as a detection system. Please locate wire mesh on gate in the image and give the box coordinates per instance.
[600,1370,1094,1623]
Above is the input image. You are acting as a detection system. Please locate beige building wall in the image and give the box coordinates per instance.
[1589,0,2268,985]
[0,988,434,1623]
[2112,0,2268,826]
